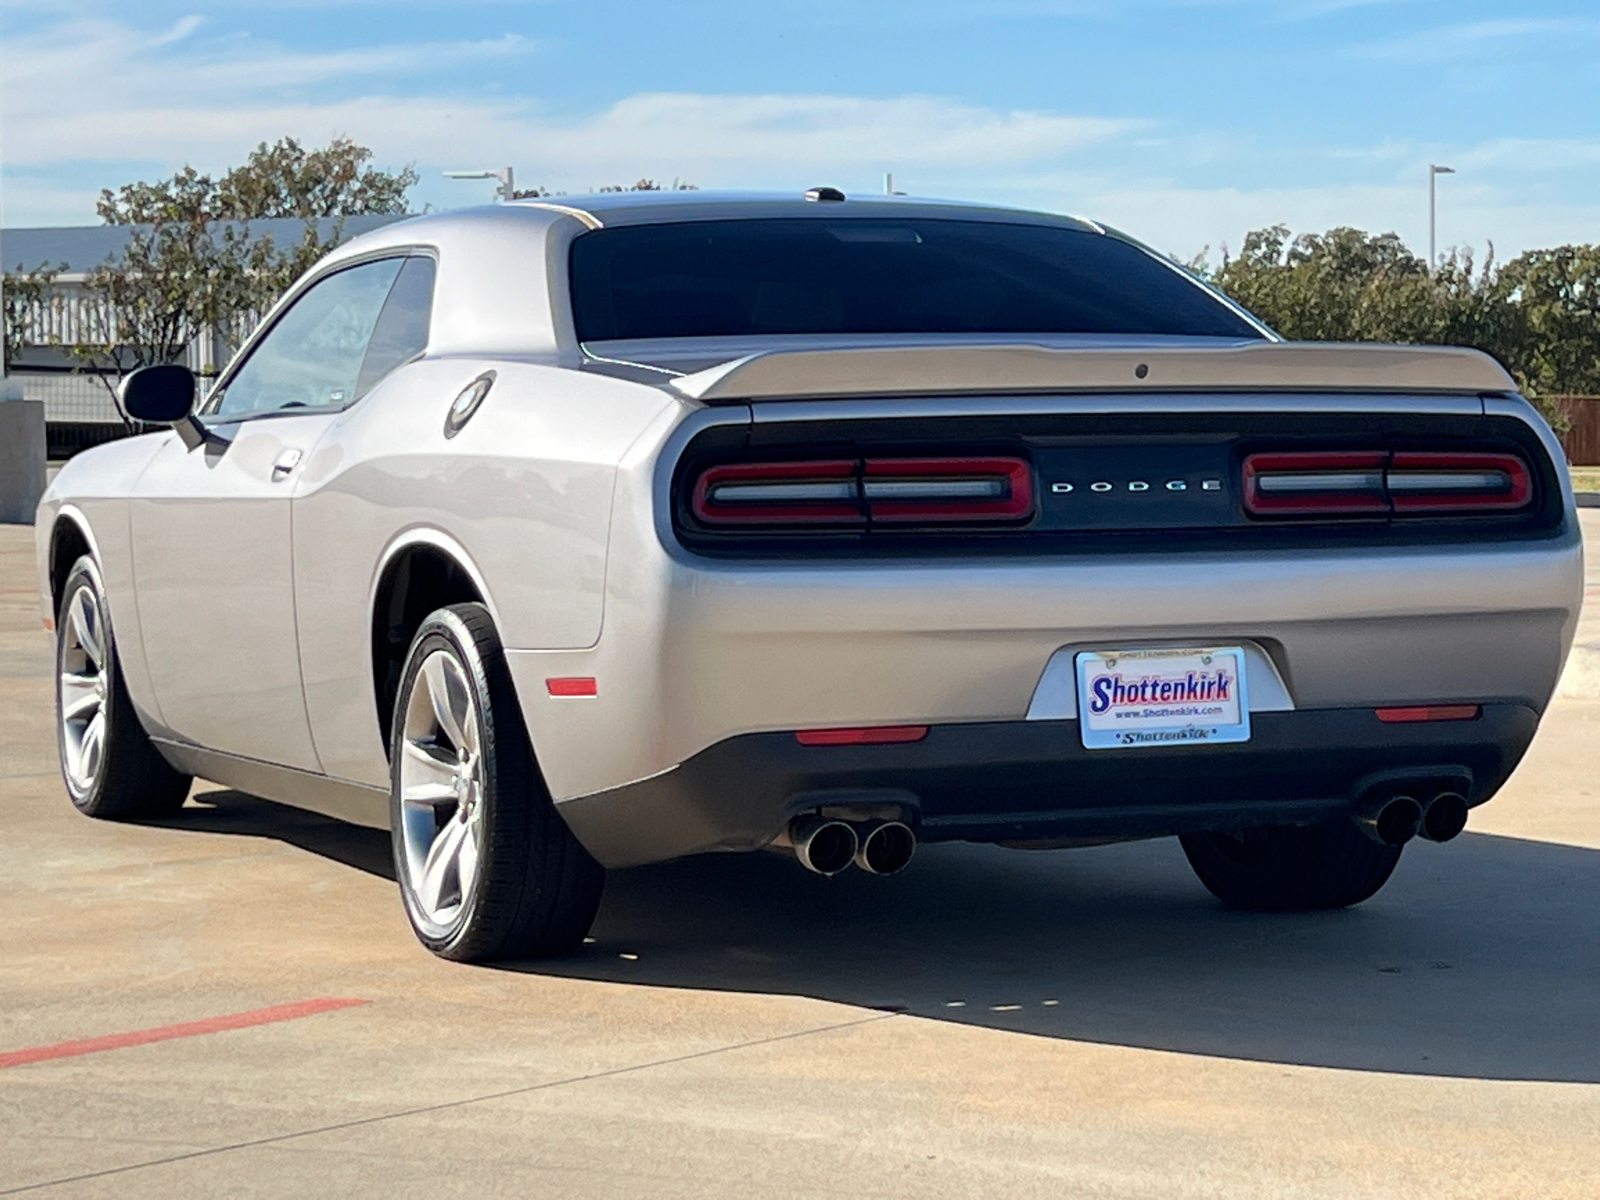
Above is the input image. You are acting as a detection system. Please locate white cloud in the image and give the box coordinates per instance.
[5,6,1600,267]
[0,14,1140,217]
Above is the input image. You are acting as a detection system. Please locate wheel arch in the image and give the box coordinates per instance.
[369,529,499,755]
[48,508,101,613]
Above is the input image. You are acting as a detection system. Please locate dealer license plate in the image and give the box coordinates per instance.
[1074,647,1250,750]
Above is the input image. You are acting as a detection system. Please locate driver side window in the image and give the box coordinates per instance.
[212,257,408,417]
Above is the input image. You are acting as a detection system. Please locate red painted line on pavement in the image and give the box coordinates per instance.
[0,997,369,1070]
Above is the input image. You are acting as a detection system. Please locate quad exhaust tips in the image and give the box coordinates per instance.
[1354,790,1470,847]
[785,816,917,876]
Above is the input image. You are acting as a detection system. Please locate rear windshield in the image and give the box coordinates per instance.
[569,218,1262,341]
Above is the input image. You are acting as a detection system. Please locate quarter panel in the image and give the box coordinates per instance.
[291,358,677,786]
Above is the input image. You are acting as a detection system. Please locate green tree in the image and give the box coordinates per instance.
[1496,245,1600,398]
[2,261,63,370]
[511,177,697,200]
[1205,225,1600,428]
[68,139,417,402]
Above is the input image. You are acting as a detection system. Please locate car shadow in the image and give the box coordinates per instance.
[528,831,1600,1085]
[168,788,1600,1084]
[163,787,397,881]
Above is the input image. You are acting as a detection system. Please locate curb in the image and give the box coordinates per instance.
[1577,493,1600,508]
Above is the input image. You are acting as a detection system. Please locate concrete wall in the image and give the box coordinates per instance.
[0,394,47,523]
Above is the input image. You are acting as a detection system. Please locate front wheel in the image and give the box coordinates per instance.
[1180,818,1402,912]
[55,555,191,820]
[389,603,603,962]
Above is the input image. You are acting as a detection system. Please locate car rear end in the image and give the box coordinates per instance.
[512,199,1582,873]
[526,377,1576,869]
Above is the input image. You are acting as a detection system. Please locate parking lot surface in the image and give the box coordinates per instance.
[3,517,1599,1198]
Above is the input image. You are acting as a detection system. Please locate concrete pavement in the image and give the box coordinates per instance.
[1,517,1598,1197]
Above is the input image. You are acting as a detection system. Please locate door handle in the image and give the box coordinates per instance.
[271,449,303,482]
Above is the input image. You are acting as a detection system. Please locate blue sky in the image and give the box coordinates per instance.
[2,0,1597,262]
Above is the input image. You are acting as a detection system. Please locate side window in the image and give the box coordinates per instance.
[354,256,435,400]
[212,257,405,417]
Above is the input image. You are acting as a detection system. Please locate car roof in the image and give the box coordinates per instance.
[509,189,1100,232]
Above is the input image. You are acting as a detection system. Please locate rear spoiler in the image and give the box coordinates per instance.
[667,342,1517,403]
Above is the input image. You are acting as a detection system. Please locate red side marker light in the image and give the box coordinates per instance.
[1375,705,1480,724]
[547,677,598,697]
[795,725,929,746]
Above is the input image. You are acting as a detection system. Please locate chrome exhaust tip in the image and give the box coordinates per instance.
[854,821,916,876]
[1419,792,1469,843]
[789,817,858,876]
[1355,795,1424,847]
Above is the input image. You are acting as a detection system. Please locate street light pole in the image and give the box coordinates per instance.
[444,168,516,203]
[1429,164,1455,273]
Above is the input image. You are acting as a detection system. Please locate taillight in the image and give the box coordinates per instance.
[1242,451,1532,517]
[690,456,1033,527]
[1242,452,1388,515]
[863,457,1033,522]
[1386,452,1531,512]
[693,460,860,525]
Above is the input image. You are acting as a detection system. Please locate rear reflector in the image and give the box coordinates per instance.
[546,676,598,697]
[795,725,929,746]
[692,456,1032,527]
[1243,451,1532,517]
[1374,705,1481,723]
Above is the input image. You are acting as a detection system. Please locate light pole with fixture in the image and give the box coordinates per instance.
[1429,164,1455,273]
[444,168,516,203]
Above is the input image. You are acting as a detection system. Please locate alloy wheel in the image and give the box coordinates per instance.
[398,649,486,930]
[59,584,110,798]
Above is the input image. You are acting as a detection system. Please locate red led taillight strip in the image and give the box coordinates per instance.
[693,460,861,525]
[1243,451,1533,517]
[1386,452,1531,512]
[863,457,1033,522]
[1243,452,1388,515]
[691,456,1033,527]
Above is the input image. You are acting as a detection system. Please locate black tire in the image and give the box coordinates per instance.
[1179,818,1402,912]
[389,603,603,962]
[55,555,192,820]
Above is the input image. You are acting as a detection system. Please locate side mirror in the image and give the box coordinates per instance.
[120,364,208,450]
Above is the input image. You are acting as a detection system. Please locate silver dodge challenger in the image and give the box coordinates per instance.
[35,190,1582,962]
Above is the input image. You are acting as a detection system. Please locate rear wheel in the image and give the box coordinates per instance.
[55,556,191,819]
[1180,818,1402,911]
[390,603,604,962]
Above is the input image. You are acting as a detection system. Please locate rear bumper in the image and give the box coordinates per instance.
[555,702,1539,867]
